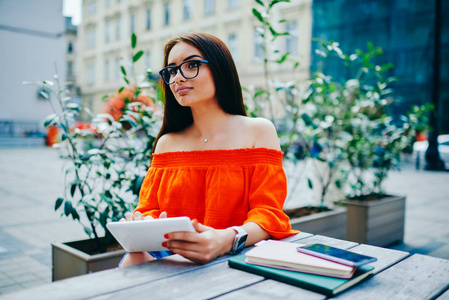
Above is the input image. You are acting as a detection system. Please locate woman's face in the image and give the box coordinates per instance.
[166,42,216,107]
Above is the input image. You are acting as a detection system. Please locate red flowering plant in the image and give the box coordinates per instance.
[27,33,163,251]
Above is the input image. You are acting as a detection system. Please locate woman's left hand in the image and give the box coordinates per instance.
[163,219,235,264]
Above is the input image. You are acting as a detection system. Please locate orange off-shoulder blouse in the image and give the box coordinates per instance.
[134,148,299,239]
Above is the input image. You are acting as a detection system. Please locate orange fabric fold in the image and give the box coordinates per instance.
[135,148,299,239]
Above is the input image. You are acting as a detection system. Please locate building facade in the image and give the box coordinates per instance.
[0,0,67,137]
[65,16,81,103]
[78,0,313,115]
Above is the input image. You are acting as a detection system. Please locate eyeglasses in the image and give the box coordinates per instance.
[159,60,209,85]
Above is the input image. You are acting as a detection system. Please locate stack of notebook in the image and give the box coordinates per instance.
[228,240,375,296]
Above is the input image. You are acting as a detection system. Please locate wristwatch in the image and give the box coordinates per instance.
[229,226,248,255]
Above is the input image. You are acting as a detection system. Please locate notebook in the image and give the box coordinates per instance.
[244,240,355,278]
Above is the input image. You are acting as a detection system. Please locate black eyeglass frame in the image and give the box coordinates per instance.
[159,60,209,85]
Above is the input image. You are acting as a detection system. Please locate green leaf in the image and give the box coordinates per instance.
[70,183,77,197]
[105,190,113,199]
[83,225,92,237]
[255,0,264,6]
[124,77,130,85]
[121,66,127,76]
[307,178,313,189]
[254,90,268,98]
[133,50,144,63]
[100,208,109,228]
[276,52,290,64]
[131,33,137,49]
[118,87,125,94]
[44,114,58,127]
[269,0,290,9]
[39,90,49,100]
[64,201,73,216]
[252,8,264,23]
[71,209,80,221]
[55,197,64,210]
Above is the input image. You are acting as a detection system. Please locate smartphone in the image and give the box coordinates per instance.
[297,243,377,267]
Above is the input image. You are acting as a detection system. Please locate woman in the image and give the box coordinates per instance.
[120,32,298,267]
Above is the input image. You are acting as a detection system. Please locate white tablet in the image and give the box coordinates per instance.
[106,217,195,252]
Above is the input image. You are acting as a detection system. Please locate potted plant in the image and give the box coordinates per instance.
[26,34,163,280]
[248,0,347,238]
[308,41,433,246]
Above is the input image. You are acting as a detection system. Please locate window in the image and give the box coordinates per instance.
[228,33,238,61]
[105,21,111,43]
[68,42,73,53]
[129,55,134,76]
[145,51,151,70]
[285,21,298,55]
[115,18,121,40]
[104,59,110,82]
[86,28,96,49]
[67,61,73,77]
[86,63,95,86]
[254,28,264,60]
[87,1,96,16]
[227,0,239,10]
[130,14,136,34]
[183,0,192,21]
[164,2,170,26]
[115,57,121,80]
[146,9,152,30]
[205,0,215,15]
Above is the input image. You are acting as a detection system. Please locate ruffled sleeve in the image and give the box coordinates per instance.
[245,163,299,239]
[134,168,162,218]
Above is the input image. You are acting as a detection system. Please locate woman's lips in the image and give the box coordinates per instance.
[176,86,193,95]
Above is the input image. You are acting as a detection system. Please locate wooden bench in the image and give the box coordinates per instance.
[6,233,449,299]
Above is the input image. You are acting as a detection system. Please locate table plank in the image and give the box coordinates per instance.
[280,232,314,243]
[5,254,221,300]
[215,279,326,300]
[348,244,409,274]
[334,254,449,299]
[90,260,264,300]
[436,287,449,300]
[297,235,359,249]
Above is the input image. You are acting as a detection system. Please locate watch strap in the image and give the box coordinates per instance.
[229,226,248,255]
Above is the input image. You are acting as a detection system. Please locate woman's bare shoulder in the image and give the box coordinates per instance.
[241,117,281,150]
[153,132,181,154]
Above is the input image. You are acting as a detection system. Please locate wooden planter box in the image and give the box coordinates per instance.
[341,195,406,247]
[52,237,126,281]
[288,206,347,239]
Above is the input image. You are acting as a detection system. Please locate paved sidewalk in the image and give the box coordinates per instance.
[0,147,448,296]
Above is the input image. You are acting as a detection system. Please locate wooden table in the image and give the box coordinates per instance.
[7,233,449,299]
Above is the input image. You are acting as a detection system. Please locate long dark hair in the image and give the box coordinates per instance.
[152,32,246,153]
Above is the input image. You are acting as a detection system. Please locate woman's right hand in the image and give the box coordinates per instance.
[120,211,167,221]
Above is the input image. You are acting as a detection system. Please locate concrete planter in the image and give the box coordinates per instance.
[341,195,406,247]
[288,206,347,239]
[51,237,126,281]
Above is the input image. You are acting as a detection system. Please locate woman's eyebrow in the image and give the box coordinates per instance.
[168,54,202,66]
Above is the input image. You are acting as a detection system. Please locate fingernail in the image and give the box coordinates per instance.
[164,234,169,239]
[192,219,198,223]
[162,242,167,247]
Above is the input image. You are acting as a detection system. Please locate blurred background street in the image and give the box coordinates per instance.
[0,145,448,295]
